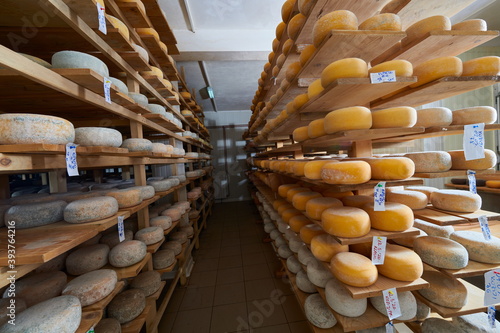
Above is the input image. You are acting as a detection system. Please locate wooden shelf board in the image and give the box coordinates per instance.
[427,207,500,223]
[156,259,177,274]
[121,304,151,333]
[116,1,151,28]
[83,280,125,312]
[371,76,500,109]
[345,274,429,300]
[426,260,500,279]
[330,227,421,246]
[147,280,167,301]
[105,252,151,279]
[413,210,469,226]
[46,213,126,233]
[140,0,177,45]
[175,241,188,260]
[143,113,182,131]
[0,263,42,289]
[75,310,102,333]
[163,220,180,237]
[119,51,151,72]
[297,176,423,193]
[0,144,130,156]
[146,237,165,253]
[413,168,496,179]
[101,27,135,52]
[446,183,500,195]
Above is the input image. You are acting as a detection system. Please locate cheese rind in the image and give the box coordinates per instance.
[368,59,413,76]
[288,13,306,39]
[462,56,500,76]
[413,219,454,238]
[304,294,337,329]
[321,58,368,88]
[293,126,310,142]
[341,195,373,208]
[286,62,302,82]
[404,151,452,173]
[450,231,500,264]
[418,271,468,308]
[289,215,313,233]
[75,127,123,147]
[386,190,428,210]
[452,19,487,31]
[405,186,438,203]
[307,260,333,288]
[325,278,367,317]
[300,224,326,244]
[306,197,343,220]
[310,234,349,262]
[313,10,358,47]
[300,44,317,66]
[321,161,372,185]
[448,149,497,170]
[415,107,453,127]
[324,106,372,133]
[292,191,323,211]
[308,119,326,138]
[371,291,417,320]
[413,236,468,269]
[377,244,423,281]
[451,106,497,125]
[286,187,310,203]
[296,269,317,293]
[363,202,414,231]
[308,78,324,99]
[278,184,301,198]
[305,160,337,180]
[403,16,451,47]
[371,107,417,128]
[321,206,371,238]
[410,56,462,88]
[359,13,402,31]
[52,50,109,77]
[430,189,482,213]
[330,252,378,287]
[366,157,415,180]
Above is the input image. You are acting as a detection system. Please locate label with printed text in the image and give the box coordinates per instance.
[484,270,500,305]
[374,182,386,211]
[385,322,394,333]
[370,70,396,84]
[480,215,492,241]
[464,123,485,161]
[372,236,387,265]
[489,306,497,328]
[97,3,107,34]
[382,288,401,320]
[65,143,79,176]
[118,216,125,242]
[104,78,112,104]
[468,170,477,194]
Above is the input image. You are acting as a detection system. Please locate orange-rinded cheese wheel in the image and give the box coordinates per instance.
[308,78,324,99]
[371,106,417,128]
[462,56,500,76]
[304,160,337,180]
[404,151,452,173]
[298,0,314,15]
[324,106,372,134]
[264,61,272,71]
[359,13,402,31]
[281,208,303,223]
[451,106,497,125]
[278,203,294,215]
[299,44,316,66]
[403,16,451,46]
[386,190,428,210]
[283,38,294,55]
[286,101,296,115]
[311,234,349,262]
[288,13,306,39]
[272,66,280,77]
[276,22,286,39]
[321,161,371,185]
[308,119,326,139]
[306,197,343,220]
[448,149,497,170]
[415,107,453,127]
[286,187,310,202]
[286,62,302,82]
[285,161,297,174]
[107,15,130,40]
[293,93,309,110]
[313,10,358,47]
[276,54,287,68]
[292,191,323,211]
[410,56,462,88]
[341,195,373,208]
[300,224,326,244]
[321,207,371,238]
[486,180,500,189]
[289,215,313,232]
[452,19,487,31]
[292,161,309,177]
[321,58,368,88]
[330,252,378,287]
[278,184,301,198]
[293,126,310,142]
[430,189,481,213]
[272,38,280,52]
[368,59,413,77]
[136,28,160,39]
[321,190,353,199]
[363,202,414,231]
[273,199,289,211]
[377,244,423,282]
[278,161,289,173]
[281,0,296,22]
[405,186,438,203]
[366,157,415,180]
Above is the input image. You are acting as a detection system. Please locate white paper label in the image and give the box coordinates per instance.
[374,182,386,211]
[385,322,394,333]
[104,77,112,104]
[480,215,492,241]
[372,236,387,265]
[65,143,79,176]
[118,216,125,242]
[86,327,95,333]
[382,288,402,320]
[464,123,485,161]
[370,70,396,84]
[468,170,477,194]
[97,3,107,34]
[489,306,497,328]
[484,270,500,306]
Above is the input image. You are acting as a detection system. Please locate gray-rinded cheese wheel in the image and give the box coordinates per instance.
[278,244,294,258]
[135,226,164,245]
[94,318,121,333]
[128,93,148,107]
[451,106,497,125]
[296,269,317,293]
[304,293,337,329]
[421,318,457,333]
[121,138,153,152]
[416,299,430,321]
[287,256,302,274]
[62,269,117,306]
[413,236,468,269]
[386,190,428,210]
[370,291,417,320]
[132,43,149,62]
[109,240,147,267]
[161,240,182,255]
[275,235,287,248]
[170,231,188,243]
[0,114,75,145]
[153,249,176,269]
[74,127,123,147]
[418,271,468,308]
[162,207,182,221]
[307,260,333,288]
[64,196,119,223]
[289,236,305,253]
[0,295,81,333]
[449,149,497,170]
[392,229,427,247]
[452,312,500,332]
[450,231,500,264]
[0,205,10,227]
[180,225,194,237]
[109,77,128,95]
[107,289,146,324]
[136,185,155,200]
[66,244,110,275]
[131,271,162,297]
[415,107,453,127]
[413,219,454,238]
[150,216,172,230]
[107,188,142,208]
[52,50,109,77]
[430,189,481,213]
[147,104,166,115]
[149,180,173,192]
[325,277,367,317]
[298,245,316,266]
[100,229,133,248]
[404,151,452,173]
[264,223,276,233]
[5,200,66,229]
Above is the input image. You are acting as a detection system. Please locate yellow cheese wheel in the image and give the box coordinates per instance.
[136,28,159,40]
[368,60,413,77]
[276,54,287,68]
[366,157,415,180]
[287,187,311,202]
[142,66,163,79]
[451,106,497,125]
[278,160,289,173]
[281,208,303,223]
[410,56,462,88]
[289,215,313,233]
[330,252,378,287]
[486,180,500,189]
[386,190,428,210]
[322,207,371,238]
[262,70,269,80]
[321,190,354,199]
[278,203,294,215]
[292,126,309,142]
[363,202,414,231]
[276,22,286,40]
[304,160,337,180]
[300,224,326,244]
[281,0,296,22]
[308,119,326,139]
[299,44,317,66]
[448,149,497,170]
[380,0,405,14]
[286,62,302,82]
[404,151,452,173]
[107,15,130,40]
[359,13,402,31]
[306,197,343,220]
[452,19,487,31]
[273,199,289,211]
[415,107,453,127]
[283,39,294,55]
[293,93,309,110]
[430,189,481,213]
[272,66,280,78]
[286,101,296,115]
[324,106,372,134]
[298,0,314,15]
[292,191,323,211]
[288,13,306,39]
[292,161,309,177]
[321,161,372,185]
[377,244,423,282]
[308,78,324,99]
[311,234,349,262]
[462,56,500,76]
[371,106,417,128]
[278,184,301,198]
[403,16,451,46]
[405,186,438,203]
[341,195,373,208]
[272,38,280,53]
[313,10,358,47]
[321,58,368,88]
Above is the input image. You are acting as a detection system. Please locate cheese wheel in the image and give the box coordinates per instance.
[106,189,142,208]
[298,0,314,15]
[453,312,500,332]
[300,224,326,244]
[298,245,317,266]
[321,161,371,185]
[289,215,313,232]
[451,106,497,125]
[299,44,317,66]
[311,234,349,262]
[486,180,500,188]
[304,294,337,329]
[386,190,428,210]
[392,230,427,248]
[288,13,306,39]
[377,244,423,281]
[452,19,487,31]
[321,58,368,88]
[272,38,280,53]
[306,197,343,220]
[405,186,438,203]
[450,231,500,264]
[308,78,324,99]
[421,318,457,332]
[281,208,303,223]
[330,252,378,287]
[287,187,310,202]
[293,191,323,211]
[278,244,294,258]
[293,126,309,142]
[403,16,451,46]
[413,219,454,238]
[413,236,468,269]
[404,151,452,173]
[292,161,309,177]
[321,190,354,199]
[276,22,286,39]
[276,54,286,68]
[462,56,500,76]
[19,53,52,68]
[368,59,413,77]
[283,38,294,55]
[325,278,367,317]
[366,157,415,180]
[286,62,302,82]
[293,93,309,110]
[359,13,402,31]
[287,256,302,274]
[313,10,358,47]
[415,107,453,127]
[418,271,467,308]
[278,203,294,215]
[278,184,301,198]
[136,28,159,39]
[321,207,371,238]
[308,119,326,139]
[410,56,462,88]
[363,202,413,231]
[106,15,130,39]
[449,149,497,170]
[371,106,417,128]
[121,138,153,152]
[75,127,122,147]
[430,189,481,213]
[370,291,417,321]
[341,195,373,208]
[52,51,109,77]
[307,260,333,288]
[64,197,118,224]
[304,160,337,180]
[324,106,372,133]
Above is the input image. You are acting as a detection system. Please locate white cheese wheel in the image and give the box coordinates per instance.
[296,269,317,293]
[449,149,497,170]
[404,151,452,173]
[385,190,428,210]
[325,277,367,317]
[128,93,149,107]
[370,291,417,320]
[452,312,500,332]
[75,127,123,147]
[416,299,431,321]
[278,244,294,258]
[451,106,497,125]
[415,107,452,127]
[152,143,168,154]
[430,189,481,213]
[450,231,500,264]
[147,104,166,115]
[421,318,457,333]
[109,77,128,95]
[131,43,149,62]
[413,219,454,238]
[413,236,468,269]
[52,51,109,77]
[307,260,333,288]
[121,138,153,152]
[392,229,427,247]
[287,256,302,274]
[418,271,468,308]
[405,186,438,203]
[304,294,337,329]
[298,245,317,266]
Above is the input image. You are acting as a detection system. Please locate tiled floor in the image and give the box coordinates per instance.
[158,201,313,333]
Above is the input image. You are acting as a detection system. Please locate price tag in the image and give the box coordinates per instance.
[370,70,396,84]
[372,236,387,265]
[104,77,112,104]
[385,322,394,333]
[118,216,125,242]
[468,170,477,194]
[484,270,500,305]
[489,306,497,328]
[374,182,386,211]
[464,123,485,161]
[86,327,95,333]
[382,288,401,320]
[480,215,492,241]
[65,143,79,176]
[97,3,107,34]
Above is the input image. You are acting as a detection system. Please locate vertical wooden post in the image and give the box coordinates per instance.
[93,169,104,184]
[41,173,48,186]
[49,169,67,193]
[0,175,10,200]
[121,167,131,180]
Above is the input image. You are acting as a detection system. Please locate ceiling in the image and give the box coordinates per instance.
[159,0,500,113]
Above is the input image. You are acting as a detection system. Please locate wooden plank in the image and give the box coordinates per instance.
[121,305,150,333]
[156,259,177,274]
[413,168,496,179]
[427,260,500,279]
[75,310,102,333]
[345,275,429,299]
[330,227,421,246]
[0,144,129,156]
[83,281,125,312]
[446,183,500,195]
[427,207,500,223]
[115,0,151,28]
[0,264,42,288]
[143,113,182,131]
[104,253,151,279]
[146,237,165,253]
[413,209,468,226]
[120,51,151,72]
